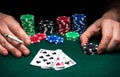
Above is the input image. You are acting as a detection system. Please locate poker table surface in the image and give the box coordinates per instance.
[0,33,120,77]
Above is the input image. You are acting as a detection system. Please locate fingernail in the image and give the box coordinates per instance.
[24,50,30,56]
[97,49,103,54]
[15,51,22,58]
[2,50,8,56]
[97,51,102,54]
[81,43,84,47]
[25,38,31,45]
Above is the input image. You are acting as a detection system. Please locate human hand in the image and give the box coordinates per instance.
[80,10,120,54]
[0,12,31,58]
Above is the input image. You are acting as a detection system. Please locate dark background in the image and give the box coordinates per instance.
[0,0,108,26]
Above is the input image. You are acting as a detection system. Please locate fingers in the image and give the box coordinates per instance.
[4,33,30,56]
[0,44,8,56]
[80,26,94,46]
[81,18,120,54]
[0,13,31,57]
[0,34,22,58]
[80,20,100,46]
[107,21,120,52]
[97,19,113,54]
[3,16,31,45]
[0,32,30,57]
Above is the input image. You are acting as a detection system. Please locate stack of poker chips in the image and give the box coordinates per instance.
[56,16,71,35]
[82,43,98,55]
[20,14,35,36]
[65,31,79,41]
[72,13,86,34]
[39,20,54,34]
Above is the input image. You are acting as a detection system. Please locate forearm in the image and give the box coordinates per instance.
[103,0,120,21]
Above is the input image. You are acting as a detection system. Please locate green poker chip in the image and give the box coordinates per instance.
[65,31,79,41]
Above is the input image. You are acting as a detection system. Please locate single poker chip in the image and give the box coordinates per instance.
[65,31,79,41]
[82,43,98,55]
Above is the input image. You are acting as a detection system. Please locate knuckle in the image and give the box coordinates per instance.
[113,38,120,43]
[3,15,13,21]
[80,32,87,39]
[1,40,8,47]
[9,48,22,58]
[9,47,16,52]
[105,34,112,40]
[12,41,20,46]
[80,34,84,39]
[103,19,112,23]
[2,15,16,24]
[115,22,120,26]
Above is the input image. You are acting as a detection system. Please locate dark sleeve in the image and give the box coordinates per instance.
[107,0,120,9]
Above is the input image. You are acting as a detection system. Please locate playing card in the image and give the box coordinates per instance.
[30,49,60,69]
[53,49,76,70]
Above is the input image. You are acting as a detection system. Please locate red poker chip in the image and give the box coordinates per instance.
[30,33,47,44]
[30,35,40,43]
[36,33,46,40]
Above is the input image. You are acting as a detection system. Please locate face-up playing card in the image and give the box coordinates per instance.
[30,49,60,68]
[53,49,76,70]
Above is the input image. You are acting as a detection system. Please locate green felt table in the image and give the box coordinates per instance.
[0,34,120,77]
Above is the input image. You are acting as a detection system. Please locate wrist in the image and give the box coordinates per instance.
[102,9,120,21]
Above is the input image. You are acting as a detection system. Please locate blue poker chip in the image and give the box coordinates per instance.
[55,37,64,44]
[46,35,64,44]
[46,35,58,43]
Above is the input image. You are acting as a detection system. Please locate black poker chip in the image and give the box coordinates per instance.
[82,43,98,55]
